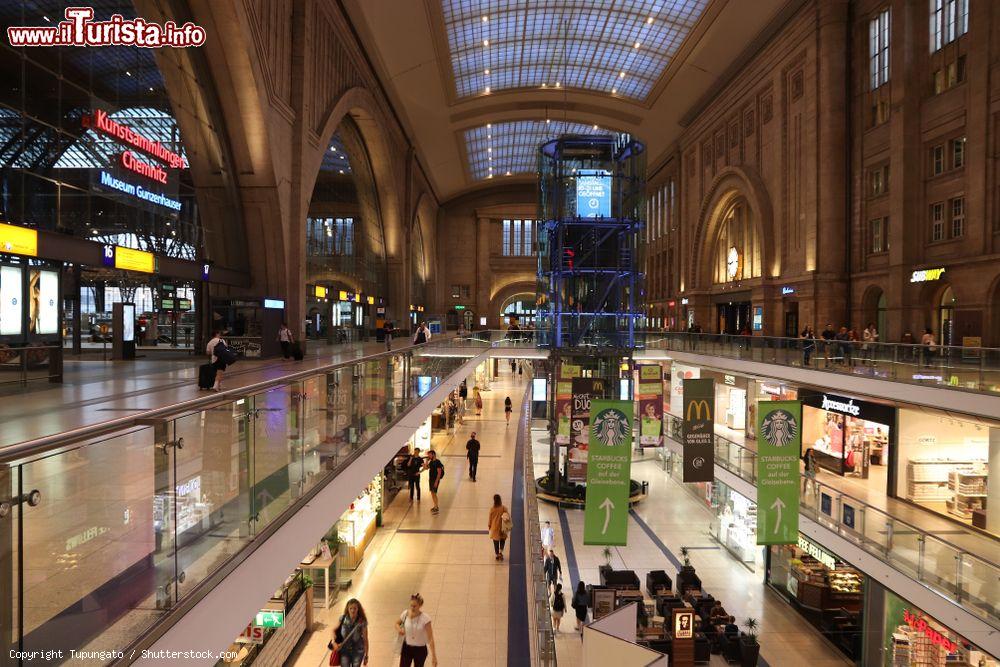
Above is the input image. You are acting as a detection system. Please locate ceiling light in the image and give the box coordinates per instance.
[482,15,488,22]
[647,16,654,24]
[634,42,641,49]
[483,39,489,46]
[487,134,491,139]
[593,124,599,130]
[505,171,511,176]
[487,147,492,153]
[484,86,490,94]
[148,87,154,92]
[43,15,49,22]
[546,118,551,124]
[541,83,547,88]
[484,68,490,75]
[126,71,132,77]
[612,88,617,94]
[339,169,345,174]
[619,71,625,78]
[487,123,492,129]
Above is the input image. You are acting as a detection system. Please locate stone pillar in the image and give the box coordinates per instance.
[475,217,492,325]
[814,0,850,326]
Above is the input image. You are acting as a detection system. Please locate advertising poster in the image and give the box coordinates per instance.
[555,363,581,445]
[29,269,59,335]
[637,364,663,446]
[682,378,715,482]
[569,377,603,483]
[756,400,801,545]
[583,399,632,545]
[669,362,700,417]
[0,265,23,336]
[576,169,612,218]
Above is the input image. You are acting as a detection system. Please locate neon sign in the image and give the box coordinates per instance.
[121,150,168,184]
[84,109,187,168]
[902,610,958,654]
[100,171,182,211]
[910,267,945,283]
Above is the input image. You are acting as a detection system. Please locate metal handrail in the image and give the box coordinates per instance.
[0,343,62,386]
[0,338,486,465]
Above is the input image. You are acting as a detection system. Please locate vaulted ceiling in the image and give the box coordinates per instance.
[342,0,793,201]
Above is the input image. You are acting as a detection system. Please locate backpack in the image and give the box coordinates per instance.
[553,592,566,612]
[214,341,238,365]
[501,511,513,534]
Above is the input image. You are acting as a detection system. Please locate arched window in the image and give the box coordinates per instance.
[712,198,761,284]
[939,286,956,346]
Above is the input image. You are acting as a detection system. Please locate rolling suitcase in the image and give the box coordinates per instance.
[292,341,304,361]
[198,363,217,390]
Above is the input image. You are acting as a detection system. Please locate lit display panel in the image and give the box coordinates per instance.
[442,0,710,100]
[464,120,605,180]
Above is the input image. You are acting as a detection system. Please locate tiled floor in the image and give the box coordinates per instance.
[289,372,531,666]
[533,436,854,667]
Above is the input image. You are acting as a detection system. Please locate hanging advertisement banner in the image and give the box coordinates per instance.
[637,364,663,446]
[569,377,604,483]
[756,400,801,545]
[669,363,700,417]
[555,363,581,445]
[583,399,632,545]
[682,378,715,482]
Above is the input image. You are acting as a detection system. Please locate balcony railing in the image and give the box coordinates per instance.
[3,338,488,662]
[663,413,1000,629]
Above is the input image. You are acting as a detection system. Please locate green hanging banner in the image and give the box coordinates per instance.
[583,400,633,546]
[756,400,802,545]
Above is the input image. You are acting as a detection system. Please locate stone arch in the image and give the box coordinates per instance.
[489,279,537,327]
[690,166,775,290]
[859,283,888,337]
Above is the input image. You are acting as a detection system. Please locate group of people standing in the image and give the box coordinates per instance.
[799,322,939,368]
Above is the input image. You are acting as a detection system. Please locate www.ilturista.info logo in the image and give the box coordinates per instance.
[7,7,206,48]
[591,409,630,447]
[761,409,798,448]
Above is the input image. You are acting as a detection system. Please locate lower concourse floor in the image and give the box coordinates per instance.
[533,439,854,667]
[288,374,531,666]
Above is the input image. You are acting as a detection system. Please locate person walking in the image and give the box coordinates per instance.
[504,396,513,425]
[863,322,878,365]
[457,380,468,423]
[543,549,562,593]
[510,358,517,375]
[800,326,816,367]
[206,330,229,391]
[395,594,437,667]
[466,432,481,482]
[488,494,511,561]
[572,581,589,632]
[540,520,555,560]
[423,450,444,514]
[329,598,369,667]
[406,448,423,502]
[384,321,394,351]
[473,386,483,416]
[551,583,566,633]
[518,360,523,379]
[277,322,294,359]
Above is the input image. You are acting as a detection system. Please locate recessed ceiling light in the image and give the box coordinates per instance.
[483,39,489,46]
[487,134,492,139]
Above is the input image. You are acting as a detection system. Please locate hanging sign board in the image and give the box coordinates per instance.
[756,400,801,545]
[681,378,714,482]
[0,222,37,257]
[555,363,581,445]
[583,399,632,545]
[637,364,663,447]
[576,169,612,218]
[114,247,155,273]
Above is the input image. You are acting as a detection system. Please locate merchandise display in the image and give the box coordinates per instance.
[337,476,381,569]
[712,489,758,568]
[906,459,989,522]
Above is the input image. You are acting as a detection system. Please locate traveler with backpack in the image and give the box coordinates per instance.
[205,330,233,391]
[488,494,511,561]
[551,583,566,632]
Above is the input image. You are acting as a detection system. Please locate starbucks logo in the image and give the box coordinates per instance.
[591,408,629,447]
[761,409,798,448]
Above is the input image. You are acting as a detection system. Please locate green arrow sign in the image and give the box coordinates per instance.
[755,400,801,545]
[254,609,284,628]
[583,400,633,546]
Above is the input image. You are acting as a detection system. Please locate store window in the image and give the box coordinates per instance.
[766,535,864,661]
[939,286,956,346]
[800,391,894,484]
[864,582,997,666]
[869,8,891,90]
[930,0,969,53]
[708,482,761,570]
[712,198,761,284]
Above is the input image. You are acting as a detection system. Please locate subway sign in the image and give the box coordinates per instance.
[910,267,945,283]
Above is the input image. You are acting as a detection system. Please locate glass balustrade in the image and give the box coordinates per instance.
[5,340,488,661]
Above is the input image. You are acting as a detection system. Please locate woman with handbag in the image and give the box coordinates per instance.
[395,593,437,667]
[488,494,512,561]
[329,598,369,666]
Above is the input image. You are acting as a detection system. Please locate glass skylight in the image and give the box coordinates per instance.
[464,119,607,180]
[442,0,710,100]
[321,133,353,174]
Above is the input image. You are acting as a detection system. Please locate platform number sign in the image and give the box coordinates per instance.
[756,400,801,545]
[102,244,116,267]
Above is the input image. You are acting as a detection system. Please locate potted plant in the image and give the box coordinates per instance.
[598,546,614,581]
[739,617,760,667]
[680,547,692,569]
[302,574,315,629]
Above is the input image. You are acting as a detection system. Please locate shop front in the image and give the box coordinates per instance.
[747,380,798,442]
[863,582,998,666]
[222,569,313,666]
[338,475,382,570]
[799,390,895,486]
[896,407,998,536]
[708,481,761,571]
[766,534,864,660]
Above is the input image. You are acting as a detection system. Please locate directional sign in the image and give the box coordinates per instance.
[583,400,632,546]
[255,610,284,628]
[756,400,801,545]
